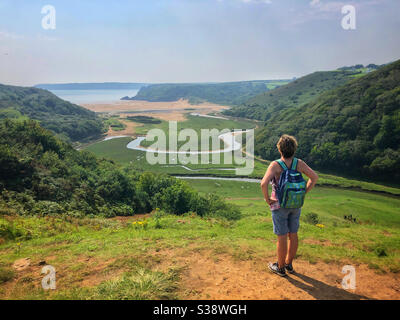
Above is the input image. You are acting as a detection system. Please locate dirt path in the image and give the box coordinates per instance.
[153,248,400,300]
[4,245,399,300]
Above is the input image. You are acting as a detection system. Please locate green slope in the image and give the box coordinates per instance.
[0,84,104,142]
[0,119,239,219]
[224,70,363,121]
[128,80,290,106]
[254,59,400,181]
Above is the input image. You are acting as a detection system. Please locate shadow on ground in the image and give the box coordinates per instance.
[285,272,371,300]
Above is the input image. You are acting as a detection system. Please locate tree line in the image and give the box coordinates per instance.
[0,119,240,220]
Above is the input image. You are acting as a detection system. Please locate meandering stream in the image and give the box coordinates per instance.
[101,112,254,173]
[175,176,261,183]
[125,130,251,155]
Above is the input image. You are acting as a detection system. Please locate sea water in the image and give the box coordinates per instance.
[49,89,140,104]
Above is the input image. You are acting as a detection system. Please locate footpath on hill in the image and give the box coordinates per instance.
[153,246,400,300]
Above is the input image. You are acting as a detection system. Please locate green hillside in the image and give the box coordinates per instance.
[0,119,239,219]
[254,59,400,180]
[0,84,104,142]
[224,70,363,120]
[127,80,290,106]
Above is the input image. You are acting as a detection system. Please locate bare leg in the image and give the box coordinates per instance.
[286,232,298,265]
[277,234,288,268]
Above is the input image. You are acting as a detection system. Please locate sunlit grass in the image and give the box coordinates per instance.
[1,180,399,299]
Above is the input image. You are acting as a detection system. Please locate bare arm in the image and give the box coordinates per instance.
[298,159,318,193]
[260,162,279,205]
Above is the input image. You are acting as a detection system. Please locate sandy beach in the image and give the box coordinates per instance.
[83,98,230,136]
[82,99,229,121]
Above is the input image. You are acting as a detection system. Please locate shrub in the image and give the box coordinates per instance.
[205,194,241,220]
[126,116,162,124]
[31,201,65,216]
[374,246,388,257]
[0,120,242,220]
[0,220,13,239]
[84,267,179,300]
[304,212,320,225]
[158,182,197,215]
[153,208,165,229]
[0,219,26,240]
[343,214,358,223]
[0,267,14,284]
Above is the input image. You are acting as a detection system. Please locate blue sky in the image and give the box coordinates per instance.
[0,0,399,85]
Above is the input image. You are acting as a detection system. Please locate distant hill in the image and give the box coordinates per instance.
[337,63,385,72]
[254,59,400,180]
[126,80,290,106]
[223,70,363,121]
[35,82,147,90]
[0,84,104,142]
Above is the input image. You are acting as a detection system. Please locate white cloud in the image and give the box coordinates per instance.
[239,0,272,4]
[308,0,347,12]
[36,34,58,42]
[316,2,346,13]
[310,0,385,12]
[217,0,272,4]
[310,0,320,7]
[0,31,23,40]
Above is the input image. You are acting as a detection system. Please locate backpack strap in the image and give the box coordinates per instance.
[276,159,288,171]
[276,158,298,171]
[291,158,298,171]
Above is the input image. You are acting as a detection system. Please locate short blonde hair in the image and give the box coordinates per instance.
[277,134,298,158]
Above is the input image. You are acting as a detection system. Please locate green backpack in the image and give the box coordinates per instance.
[276,158,307,209]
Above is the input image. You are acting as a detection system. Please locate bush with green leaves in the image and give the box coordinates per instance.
[0,119,241,220]
[304,212,320,225]
[0,267,14,284]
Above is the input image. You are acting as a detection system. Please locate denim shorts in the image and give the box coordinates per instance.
[271,207,301,235]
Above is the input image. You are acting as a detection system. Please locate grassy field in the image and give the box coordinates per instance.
[128,114,255,134]
[189,179,400,269]
[87,113,257,174]
[103,117,126,131]
[85,136,400,196]
[85,136,252,175]
[86,112,400,196]
[3,110,397,299]
[0,179,399,299]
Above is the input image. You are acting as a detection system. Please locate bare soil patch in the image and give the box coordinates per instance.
[3,246,399,300]
[151,247,400,300]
